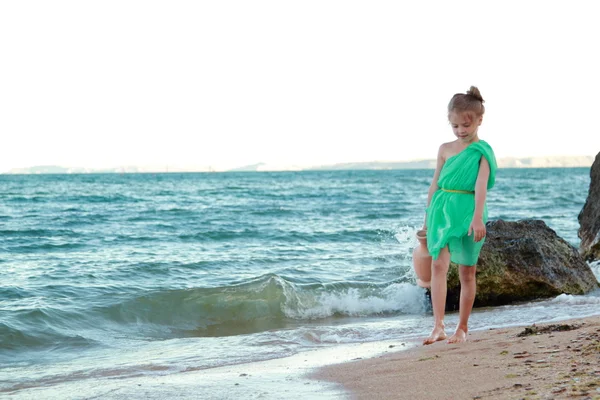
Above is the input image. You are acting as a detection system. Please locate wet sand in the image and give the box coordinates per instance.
[312,316,600,399]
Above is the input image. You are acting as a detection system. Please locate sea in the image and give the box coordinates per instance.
[1,168,599,399]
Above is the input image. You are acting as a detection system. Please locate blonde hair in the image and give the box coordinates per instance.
[448,86,485,121]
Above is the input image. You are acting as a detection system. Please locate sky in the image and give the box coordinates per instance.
[1,1,599,172]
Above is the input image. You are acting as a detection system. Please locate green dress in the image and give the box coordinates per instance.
[425,140,497,266]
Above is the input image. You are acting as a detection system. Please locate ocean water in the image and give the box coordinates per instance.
[1,169,599,398]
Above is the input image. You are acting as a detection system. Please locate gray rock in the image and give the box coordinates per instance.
[578,152,600,261]
[444,219,599,311]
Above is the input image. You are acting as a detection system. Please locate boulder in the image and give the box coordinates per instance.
[444,219,599,311]
[578,152,600,261]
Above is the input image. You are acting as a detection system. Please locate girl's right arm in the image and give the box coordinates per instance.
[423,144,446,229]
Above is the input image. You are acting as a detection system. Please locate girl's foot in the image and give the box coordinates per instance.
[447,328,468,344]
[416,279,431,289]
[423,326,447,345]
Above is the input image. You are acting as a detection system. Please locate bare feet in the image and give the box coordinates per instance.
[423,325,447,345]
[447,328,468,344]
[416,279,431,289]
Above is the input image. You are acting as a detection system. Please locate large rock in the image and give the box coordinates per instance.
[578,152,600,261]
[444,219,599,311]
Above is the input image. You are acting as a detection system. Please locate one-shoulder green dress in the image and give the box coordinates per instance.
[425,140,497,266]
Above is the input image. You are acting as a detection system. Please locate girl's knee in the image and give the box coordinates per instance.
[432,260,449,274]
[459,266,477,282]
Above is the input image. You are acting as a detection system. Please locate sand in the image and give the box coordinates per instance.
[312,316,600,400]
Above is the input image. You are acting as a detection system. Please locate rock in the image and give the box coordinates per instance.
[444,219,600,311]
[578,152,600,261]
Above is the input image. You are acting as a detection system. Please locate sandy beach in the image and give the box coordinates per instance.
[313,316,600,400]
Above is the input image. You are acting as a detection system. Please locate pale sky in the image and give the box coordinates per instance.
[1,1,599,172]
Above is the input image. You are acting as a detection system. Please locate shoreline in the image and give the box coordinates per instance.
[311,315,600,399]
[4,315,600,399]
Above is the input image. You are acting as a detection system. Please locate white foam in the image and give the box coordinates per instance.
[283,283,428,320]
[589,260,600,281]
[393,225,419,247]
[550,292,600,305]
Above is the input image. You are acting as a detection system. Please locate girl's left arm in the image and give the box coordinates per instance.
[469,156,491,242]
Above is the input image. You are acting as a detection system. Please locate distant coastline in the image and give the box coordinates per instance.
[3,155,595,174]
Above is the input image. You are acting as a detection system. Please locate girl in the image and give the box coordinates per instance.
[422,86,497,345]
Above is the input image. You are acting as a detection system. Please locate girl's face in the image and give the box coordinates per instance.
[449,111,482,144]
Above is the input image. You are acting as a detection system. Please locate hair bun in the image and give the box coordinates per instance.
[447,86,486,116]
[467,86,484,103]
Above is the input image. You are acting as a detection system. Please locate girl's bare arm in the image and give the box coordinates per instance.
[423,145,446,228]
[470,156,491,241]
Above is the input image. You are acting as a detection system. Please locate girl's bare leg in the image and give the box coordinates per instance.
[423,247,450,345]
[448,264,477,344]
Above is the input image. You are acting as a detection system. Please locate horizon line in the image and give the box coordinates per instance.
[2,154,596,175]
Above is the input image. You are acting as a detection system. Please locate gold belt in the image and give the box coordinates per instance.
[441,188,475,194]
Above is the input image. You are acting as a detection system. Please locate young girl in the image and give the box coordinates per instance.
[422,86,497,345]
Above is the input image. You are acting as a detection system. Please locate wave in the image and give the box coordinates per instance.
[358,212,407,220]
[65,194,142,203]
[590,260,600,281]
[0,287,28,300]
[0,322,98,355]
[176,228,398,243]
[550,292,600,305]
[4,196,47,203]
[249,208,300,217]
[4,194,142,204]
[0,228,79,237]
[9,242,85,253]
[95,274,428,338]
